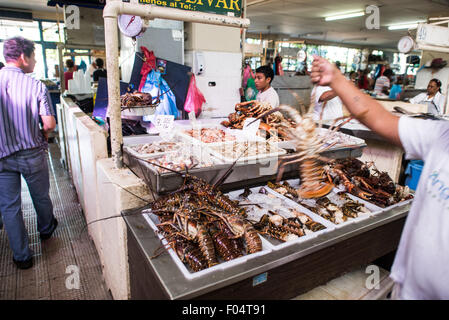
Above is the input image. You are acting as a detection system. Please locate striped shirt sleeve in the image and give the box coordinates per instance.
[38,82,54,116]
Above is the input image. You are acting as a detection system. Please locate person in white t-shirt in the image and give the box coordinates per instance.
[312,56,449,299]
[409,78,446,115]
[313,86,344,121]
[254,65,280,108]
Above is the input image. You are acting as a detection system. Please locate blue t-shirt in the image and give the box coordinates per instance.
[389,84,402,100]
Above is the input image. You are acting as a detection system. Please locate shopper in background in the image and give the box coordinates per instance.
[312,55,449,299]
[389,77,403,100]
[357,69,371,90]
[374,68,393,96]
[348,71,357,84]
[87,60,97,77]
[93,58,107,82]
[409,78,445,115]
[64,59,75,90]
[254,65,280,108]
[274,53,283,76]
[0,37,58,270]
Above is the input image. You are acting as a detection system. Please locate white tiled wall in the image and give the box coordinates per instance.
[185,50,242,118]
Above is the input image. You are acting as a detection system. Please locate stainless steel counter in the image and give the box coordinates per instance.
[123,201,410,300]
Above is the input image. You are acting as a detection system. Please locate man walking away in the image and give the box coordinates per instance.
[0,37,58,269]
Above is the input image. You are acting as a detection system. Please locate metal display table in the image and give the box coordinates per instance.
[123,201,409,300]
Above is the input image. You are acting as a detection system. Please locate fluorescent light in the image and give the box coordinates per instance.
[325,11,365,21]
[388,20,426,30]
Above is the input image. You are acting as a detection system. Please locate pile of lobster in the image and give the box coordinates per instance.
[120,91,154,109]
[267,181,371,224]
[233,186,326,243]
[220,100,295,141]
[145,175,263,272]
[253,210,326,242]
[324,158,413,208]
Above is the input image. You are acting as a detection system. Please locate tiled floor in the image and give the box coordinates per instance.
[0,143,112,300]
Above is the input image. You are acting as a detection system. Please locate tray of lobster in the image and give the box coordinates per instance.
[120,91,157,116]
[226,185,334,249]
[266,179,384,228]
[141,175,273,280]
[325,158,414,209]
[220,100,296,142]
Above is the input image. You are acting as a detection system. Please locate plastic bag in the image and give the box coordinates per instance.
[244,77,258,101]
[141,70,179,121]
[184,74,205,117]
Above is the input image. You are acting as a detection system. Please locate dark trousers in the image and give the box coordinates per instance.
[0,148,54,261]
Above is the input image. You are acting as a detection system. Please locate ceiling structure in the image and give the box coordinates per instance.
[1,0,449,48]
[0,0,53,12]
[245,0,449,49]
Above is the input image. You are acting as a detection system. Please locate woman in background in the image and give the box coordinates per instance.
[409,78,445,115]
[64,59,74,90]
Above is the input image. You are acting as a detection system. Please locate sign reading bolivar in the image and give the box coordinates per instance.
[138,0,242,17]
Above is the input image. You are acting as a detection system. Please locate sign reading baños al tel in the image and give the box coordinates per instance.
[138,0,242,17]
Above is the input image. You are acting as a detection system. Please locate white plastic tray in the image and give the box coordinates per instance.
[208,141,287,164]
[317,127,366,147]
[175,128,265,148]
[143,211,273,280]
[266,179,383,228]
[123,143,181,160]
[175,128,236,147]
[226,186,334,250]
[121,105,156,116]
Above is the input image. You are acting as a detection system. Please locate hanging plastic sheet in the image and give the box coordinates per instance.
[138,46,157,92]
[129,49,191,117]
[92,77,129,119]
[141,69,179,122]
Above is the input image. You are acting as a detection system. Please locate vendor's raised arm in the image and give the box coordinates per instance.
[311,56,401,147]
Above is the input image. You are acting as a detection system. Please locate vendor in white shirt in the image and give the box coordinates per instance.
[312,86,344,121]
[254,65,280,108]
[409,78,445,115]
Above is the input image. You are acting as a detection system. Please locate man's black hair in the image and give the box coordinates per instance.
[256,65,274,84]
[65,59,74,69]
[383,69,394,78]
[95,58,104,68]
[430,78,442,93]
[3,37,35,63]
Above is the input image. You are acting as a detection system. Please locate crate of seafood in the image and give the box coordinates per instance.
[208,141,287,164]
[175,127,265,147]
[226,186,334,249]
[141,209,273,280]
[277,128,366,153]
[266,179,384,228]
[123,141,185,159]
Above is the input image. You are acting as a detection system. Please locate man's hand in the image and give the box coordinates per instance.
[41,129,49,141]
[311,56,339,86]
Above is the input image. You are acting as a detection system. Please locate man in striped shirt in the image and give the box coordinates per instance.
[0,37,57,269]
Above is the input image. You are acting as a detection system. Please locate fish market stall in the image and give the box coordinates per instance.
[120,117,413,299]
[123,174,412,299]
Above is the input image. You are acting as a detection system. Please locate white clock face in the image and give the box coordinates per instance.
[118,14,145,38]
[398,36,414,54]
